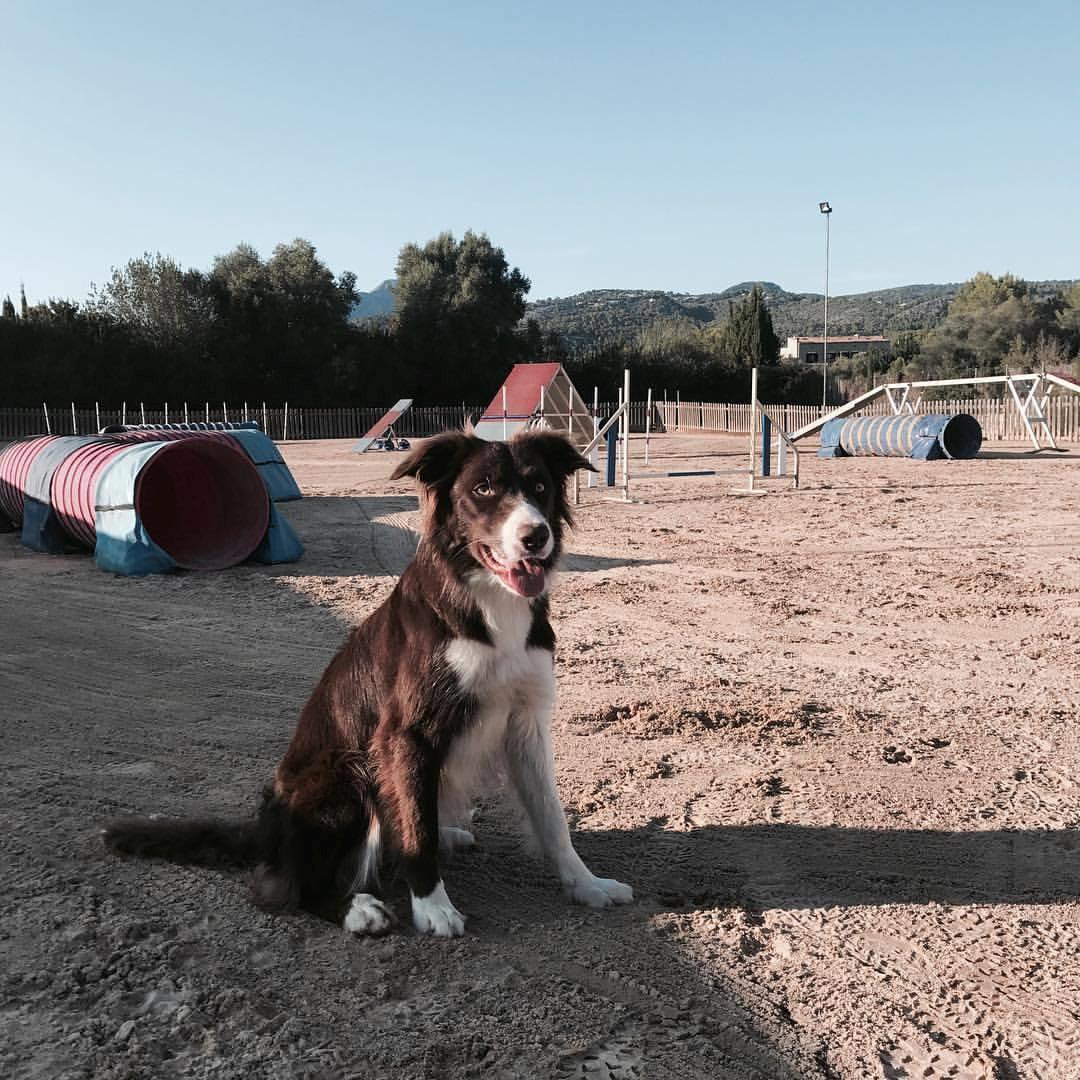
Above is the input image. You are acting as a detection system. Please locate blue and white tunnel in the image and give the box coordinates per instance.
[819,414,983,461]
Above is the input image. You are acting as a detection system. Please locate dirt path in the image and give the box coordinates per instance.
[2,435,1078,1078]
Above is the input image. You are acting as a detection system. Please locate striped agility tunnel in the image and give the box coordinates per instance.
[0,433,302,574]
[819,413,983,461]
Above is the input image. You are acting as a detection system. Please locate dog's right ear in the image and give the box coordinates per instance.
[390,431,474,488]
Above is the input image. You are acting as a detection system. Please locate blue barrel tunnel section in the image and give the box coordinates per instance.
[819,413,983,461]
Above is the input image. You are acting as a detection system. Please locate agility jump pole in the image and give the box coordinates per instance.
[749,366,800,491]
[587,386,600,487]
[629,366,789,495]
[573,386,631,506]
[645,387,652,465]
[573,368,796,505]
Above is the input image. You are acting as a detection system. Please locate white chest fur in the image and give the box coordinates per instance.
[445,579,545,685]
[440,575,555,816]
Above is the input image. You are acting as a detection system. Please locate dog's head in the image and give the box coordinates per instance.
[391,430,595,598]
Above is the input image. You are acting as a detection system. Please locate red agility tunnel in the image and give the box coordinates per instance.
[0,435,270,572]
[0,435,58,523]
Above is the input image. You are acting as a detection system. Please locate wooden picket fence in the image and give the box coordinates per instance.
[3,394,1079,442]
[0,403,481,442]
[1,400,650,441]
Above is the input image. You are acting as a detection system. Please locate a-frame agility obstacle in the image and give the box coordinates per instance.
[473,363,593,447]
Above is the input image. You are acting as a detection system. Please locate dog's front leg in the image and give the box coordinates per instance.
[505,708,633,909]
[380,730,466,937]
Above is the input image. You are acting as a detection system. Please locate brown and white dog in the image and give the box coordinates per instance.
[105,430,633,936]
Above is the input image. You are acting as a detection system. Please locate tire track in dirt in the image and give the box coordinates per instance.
[764,903,1080,1079]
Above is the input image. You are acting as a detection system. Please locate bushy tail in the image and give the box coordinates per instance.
[103,816,261,868]
[105,790,372,923]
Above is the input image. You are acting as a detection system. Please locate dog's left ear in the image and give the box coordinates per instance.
[390,431,475,488]
[515,432,597,479]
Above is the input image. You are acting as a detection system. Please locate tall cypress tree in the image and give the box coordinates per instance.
[717,283,780,366]
[746,283,780,365]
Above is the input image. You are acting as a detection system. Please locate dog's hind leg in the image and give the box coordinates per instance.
[343,892,393,934]
[253,787,387,927]
[378,732,466,937]
[342,817,393,935]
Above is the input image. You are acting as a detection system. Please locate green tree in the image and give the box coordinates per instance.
[542,327,570,364]
[267,238,357,322]
[206,239,359,399]
[893,331,922,364]
[919,271,1061,380]
[87,252,214,347]
[25,297,82,324]
[1,295,15,319]
[949,271,1030,315]
[264,238,358,396]
[210,243,268,304]
[1056,281,1080,348]
[394,230,530,399]
[713,283,780,366]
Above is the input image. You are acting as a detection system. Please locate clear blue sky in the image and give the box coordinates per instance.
[2,0,1077,306]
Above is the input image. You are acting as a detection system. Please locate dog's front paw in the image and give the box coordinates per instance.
[567,875,634,908]
[411,882,466,937]
[344,893,394,935]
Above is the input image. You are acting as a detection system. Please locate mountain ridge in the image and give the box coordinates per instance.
[352,277,1075,355]
[525,281,963,353]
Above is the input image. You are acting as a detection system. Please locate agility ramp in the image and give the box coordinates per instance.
[789,372,1079,453]
[474,363,593,447]
[819,413,983,460]
[353,400,413,453]
[0,434,302,574]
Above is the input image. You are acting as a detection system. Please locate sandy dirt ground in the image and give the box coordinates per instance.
[2,433,1079,1080]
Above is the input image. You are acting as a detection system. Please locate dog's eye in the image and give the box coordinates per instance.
[473,480,493,497]
[534,480,546,495]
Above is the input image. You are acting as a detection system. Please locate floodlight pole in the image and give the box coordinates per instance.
[819,201,832,410]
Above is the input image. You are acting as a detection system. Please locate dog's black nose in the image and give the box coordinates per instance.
[520,522,550,554]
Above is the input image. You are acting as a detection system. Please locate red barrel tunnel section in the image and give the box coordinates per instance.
[133,440,270,570]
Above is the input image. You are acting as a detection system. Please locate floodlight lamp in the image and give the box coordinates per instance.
[819,201,832,214]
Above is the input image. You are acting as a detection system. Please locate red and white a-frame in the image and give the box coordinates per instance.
[473,363,592,447]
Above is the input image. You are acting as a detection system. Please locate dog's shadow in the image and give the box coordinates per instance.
[562,552,671,572]
[443,816,1080,928]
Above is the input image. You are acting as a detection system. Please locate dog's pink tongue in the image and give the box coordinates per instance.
[506,560,547,598]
